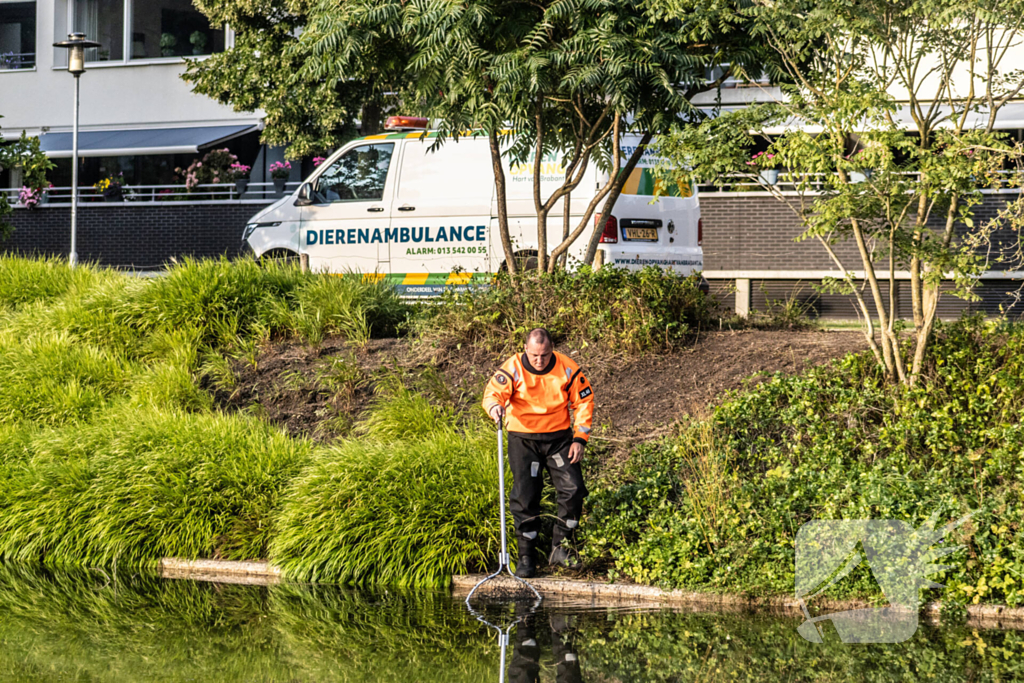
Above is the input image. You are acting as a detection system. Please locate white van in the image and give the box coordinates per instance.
[243,119,703,296]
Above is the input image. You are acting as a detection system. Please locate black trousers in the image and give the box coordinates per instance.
[509,611,582,683]
[507,430,587,557]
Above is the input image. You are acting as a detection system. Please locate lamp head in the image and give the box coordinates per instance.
[53,32,102,75]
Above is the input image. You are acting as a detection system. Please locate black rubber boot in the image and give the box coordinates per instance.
[514,554,536,578]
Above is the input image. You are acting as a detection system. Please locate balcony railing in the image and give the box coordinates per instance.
[3,182,300,206]
[696,170,1024,194]
[0,51,36,70]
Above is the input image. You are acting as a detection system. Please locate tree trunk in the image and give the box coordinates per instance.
[489,130,517,276]
[583,130,651,266]
[533,102,548,272]
[850,216,900,381]
[360,101,382,136]
[909,195,961,383]
[559,193,571,269]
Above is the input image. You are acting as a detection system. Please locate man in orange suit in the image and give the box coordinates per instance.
[482,328,594,578]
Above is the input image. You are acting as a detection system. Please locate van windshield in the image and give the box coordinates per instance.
[313,143,394,203]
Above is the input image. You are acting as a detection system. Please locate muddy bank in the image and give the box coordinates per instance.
[210,330,866,442]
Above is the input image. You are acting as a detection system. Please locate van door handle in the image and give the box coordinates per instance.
[397,205,416,211]
[367,206,384,213]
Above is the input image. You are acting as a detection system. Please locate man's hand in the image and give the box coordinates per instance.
[568,442,584,464]
[489,405,505,424]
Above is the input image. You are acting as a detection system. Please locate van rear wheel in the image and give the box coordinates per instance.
[500,250,539,273]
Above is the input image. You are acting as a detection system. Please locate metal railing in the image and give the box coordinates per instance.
[3,181,300,206]
[696,170,1024,194]
[0,52,36,70]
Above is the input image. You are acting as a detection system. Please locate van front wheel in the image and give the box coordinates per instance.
[258,249,300,267]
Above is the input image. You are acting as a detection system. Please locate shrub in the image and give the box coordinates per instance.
[413,266,715,354]
[583,317,1024,607]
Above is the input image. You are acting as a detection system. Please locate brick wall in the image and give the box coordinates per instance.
[2,202,273,269]
[699,192,1022,271]
[699,192,1024,318]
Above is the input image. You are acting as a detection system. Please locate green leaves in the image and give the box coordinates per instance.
[0,127,54,235]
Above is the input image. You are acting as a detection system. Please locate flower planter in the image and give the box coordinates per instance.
[235,179,250,197]
[760,169,780,186]
[103,189,124,203]
[272,177,288,194]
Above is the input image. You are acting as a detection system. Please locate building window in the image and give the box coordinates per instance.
[68,1,225,63]
[73,0,123,61]
[130,0,223,59]
[0,2,36,70]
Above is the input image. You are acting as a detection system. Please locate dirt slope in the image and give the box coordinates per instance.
[210,330,866,443]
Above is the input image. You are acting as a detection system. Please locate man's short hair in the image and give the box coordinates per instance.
[526,328,553,347]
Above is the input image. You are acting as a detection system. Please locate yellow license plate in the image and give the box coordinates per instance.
[624,227,658,241]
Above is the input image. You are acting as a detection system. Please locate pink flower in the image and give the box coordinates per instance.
[313,156,327,167]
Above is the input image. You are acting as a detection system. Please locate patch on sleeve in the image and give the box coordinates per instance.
[579,387,592,399]
[495,373,507,385]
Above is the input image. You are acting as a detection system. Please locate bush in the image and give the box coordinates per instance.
[583,317,1024,607]
[414,266,715,354]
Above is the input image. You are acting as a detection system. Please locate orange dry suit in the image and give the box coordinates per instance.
[481,351,594,557]
[482,351,594,445]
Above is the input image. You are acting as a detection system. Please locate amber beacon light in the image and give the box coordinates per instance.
[384,116,430,131]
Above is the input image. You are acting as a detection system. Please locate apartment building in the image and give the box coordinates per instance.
[0,0,300,190]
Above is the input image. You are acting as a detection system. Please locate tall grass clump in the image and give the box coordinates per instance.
[0,333,137,426]
[288,269,411,343]
[0,255,108,311]
[414,266,714,354]
[0,256,421,573]
[0,405,313,567]
[271,385,502,586]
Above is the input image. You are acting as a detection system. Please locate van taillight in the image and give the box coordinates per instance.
[596,214,618,243]
[697,218,703,246]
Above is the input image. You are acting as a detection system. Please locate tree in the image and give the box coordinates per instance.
[185,1,381,157]
[656,0,1024,385]
[188,0,766,272]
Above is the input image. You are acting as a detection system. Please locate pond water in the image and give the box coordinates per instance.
[0,566,1021,682]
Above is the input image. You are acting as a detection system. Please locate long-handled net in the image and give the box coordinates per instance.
[465,601,538,683]
[465,423,543,605]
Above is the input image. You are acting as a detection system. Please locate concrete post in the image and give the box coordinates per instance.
[300,253,309,273]
[735,278,751,317]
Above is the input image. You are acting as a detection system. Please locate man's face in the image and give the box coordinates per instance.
[524,339,553,371]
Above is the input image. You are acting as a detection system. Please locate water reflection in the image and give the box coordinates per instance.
[0,565,1020,682]
[510,612,582,683]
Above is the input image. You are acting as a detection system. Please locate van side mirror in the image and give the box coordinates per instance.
[294,183,314,207]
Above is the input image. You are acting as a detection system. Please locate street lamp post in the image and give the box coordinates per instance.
[53,33,100,269]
